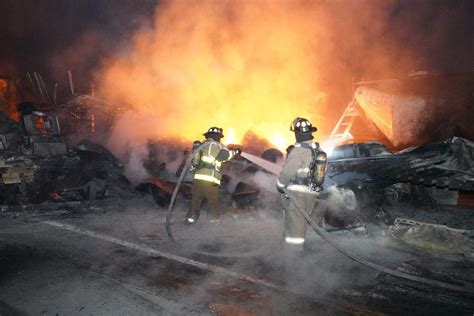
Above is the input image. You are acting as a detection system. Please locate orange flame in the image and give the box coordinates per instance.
[97,1,328,151]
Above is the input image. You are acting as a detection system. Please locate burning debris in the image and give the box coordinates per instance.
[135,137,274,213]
[0,1,473,313]
[1,70,473,268]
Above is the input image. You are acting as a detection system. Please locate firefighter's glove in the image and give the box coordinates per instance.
[276,185,284,194]
[315,186,323,192]
[233,148,242,157]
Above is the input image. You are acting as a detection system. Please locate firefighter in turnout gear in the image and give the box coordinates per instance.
[186,127,241,224]
[277,118,328,247]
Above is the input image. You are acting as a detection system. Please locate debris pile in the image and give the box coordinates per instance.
[0,141,131,206]
[389,218,474,257]
[57,94,129,143]
[327,137,474,206]
[137,144,275,213]
[0,112,18,151]
[318,137,474,264]
[0,102,133,206]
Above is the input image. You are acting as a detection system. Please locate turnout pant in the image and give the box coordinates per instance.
[187,179,220,221]
[281,191,319,243]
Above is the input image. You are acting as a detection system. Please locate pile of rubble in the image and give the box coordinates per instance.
[57,94,129,143]
[324,137,474,259]
[389,217,474,257]
[0,103,134,207]
[135,139,267,209]
[327,137,474,206]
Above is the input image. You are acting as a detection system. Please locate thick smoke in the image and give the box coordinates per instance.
[0,0,156,96]
[96,0,474,156]
[1,1,472,94]
[105,110,193,184]
[1,0,473,181]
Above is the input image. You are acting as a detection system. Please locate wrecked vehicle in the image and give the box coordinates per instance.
[16,102,67,156]
[0,139,129,206]
[0,101,131,206]
[326,137,474,207]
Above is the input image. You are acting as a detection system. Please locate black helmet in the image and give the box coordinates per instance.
[290,117,317,133]
[203,126,224,139]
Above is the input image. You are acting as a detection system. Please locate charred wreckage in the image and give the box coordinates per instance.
[1,71,474,246]
[1,71,474,311]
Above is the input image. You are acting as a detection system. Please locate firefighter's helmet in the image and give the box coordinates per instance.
[290,117,317,133]
[203,126,224,139]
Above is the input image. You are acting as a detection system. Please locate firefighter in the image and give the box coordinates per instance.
[276,117,328,248]
[186,127,241,224]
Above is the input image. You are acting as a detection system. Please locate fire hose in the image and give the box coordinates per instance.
[165,146,284,258]
[282,187,474,294]
[167,148,474,293]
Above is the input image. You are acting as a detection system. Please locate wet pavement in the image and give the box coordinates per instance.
[0,198,473,315]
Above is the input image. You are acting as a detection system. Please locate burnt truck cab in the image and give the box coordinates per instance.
[17,102,66,156]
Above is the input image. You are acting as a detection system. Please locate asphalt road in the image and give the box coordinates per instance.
[0,200,473,315]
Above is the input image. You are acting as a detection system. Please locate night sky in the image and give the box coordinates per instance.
[0,0,156,85]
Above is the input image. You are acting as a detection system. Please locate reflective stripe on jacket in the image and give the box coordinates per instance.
[192,139,235,185]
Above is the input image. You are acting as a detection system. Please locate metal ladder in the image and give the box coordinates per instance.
[328,98,359,144]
